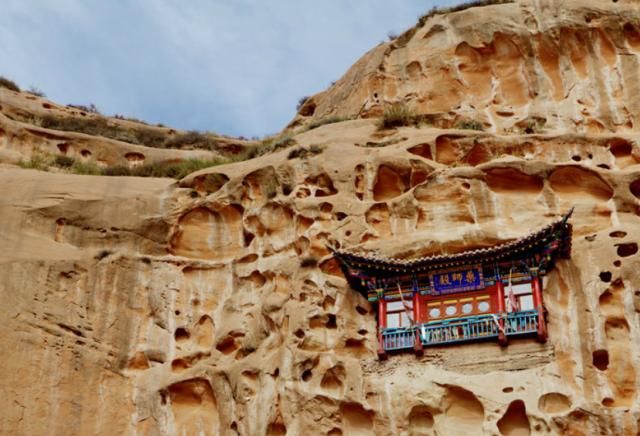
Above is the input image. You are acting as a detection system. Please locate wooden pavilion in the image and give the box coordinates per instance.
[332,210,573,359]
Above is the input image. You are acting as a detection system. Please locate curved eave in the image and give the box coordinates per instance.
[332,211,573,276]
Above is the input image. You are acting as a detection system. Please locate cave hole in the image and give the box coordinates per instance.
[592,349,609,370]
[599,271,612,282]
[610,141,632,157]
[174,327,190,341]
[616,242,638,257]
[630,179,640,198]
[302,369,312,382]
[326,314,337,329]
[609,231,627,238]
[356,305,368,315]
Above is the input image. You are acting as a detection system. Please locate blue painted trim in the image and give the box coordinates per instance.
[380,310,539,351]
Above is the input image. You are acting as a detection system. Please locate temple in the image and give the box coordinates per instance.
[332,210,573,359]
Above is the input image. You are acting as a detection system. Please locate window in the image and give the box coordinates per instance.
[386,300,413,328]
[504,283,534,312]
[519,294,534,310]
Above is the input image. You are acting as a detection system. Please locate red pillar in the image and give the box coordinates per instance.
[532,275,547,342]
[413,291,423,356]
[495,279,508,346]
[377,298,387,359]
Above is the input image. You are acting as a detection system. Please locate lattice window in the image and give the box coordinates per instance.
[504,283,534,312]
[386,300,413,328]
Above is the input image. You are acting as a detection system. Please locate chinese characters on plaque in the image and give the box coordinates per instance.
[430,266,483,294]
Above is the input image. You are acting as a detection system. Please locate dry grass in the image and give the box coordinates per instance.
[19,152,226,179]
[455,119,485,131]
[5,82,293,164]
[306,116,352,131]
[37,114,168,148]
[18,154,50,171]
[287,144,325,160]
[33,113,256,159]
[26,86,46,97]
[418,0,513,26]
[165,130,218,150]
[380,103,416,129]
[297,96,309,111]
[0,76,20,92]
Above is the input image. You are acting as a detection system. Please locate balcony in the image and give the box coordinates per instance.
[381,310,539,352]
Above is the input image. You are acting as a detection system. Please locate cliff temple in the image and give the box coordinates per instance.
[333,210,573,359]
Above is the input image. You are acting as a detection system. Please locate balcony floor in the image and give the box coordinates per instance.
[381,310,539,352]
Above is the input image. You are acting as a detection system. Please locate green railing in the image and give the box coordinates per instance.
[381,310,539,352]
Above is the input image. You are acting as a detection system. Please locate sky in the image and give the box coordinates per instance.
[1,1,459,138]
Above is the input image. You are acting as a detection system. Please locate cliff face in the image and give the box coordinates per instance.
[2,1,640,435]
[293,0,640,136]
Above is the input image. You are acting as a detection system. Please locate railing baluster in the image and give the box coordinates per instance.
[383,310,542,352]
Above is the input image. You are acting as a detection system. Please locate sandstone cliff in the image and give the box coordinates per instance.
[2,0,640,435]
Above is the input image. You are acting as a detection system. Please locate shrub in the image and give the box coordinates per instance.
[26,86,46,97]
[54,155,75,168]
[38,114,168,148]
[358,139,399,148]
[455,119,484,131]
[29,112,245,155]
[287,148,304,160]
[306,116,351,131]
[380,103,415,129]
[126,158,226,179]
[132,128,167,148]
[102,165,132,176]
[255,135,297,158]
[287,144,325,160]
[0,76,20,92]
[165,130,219,150]
[309,144,325,154]
[19,154,50,170]
[268,135,296,152]
[517,117,546,134]
[67,103,100,114]
[418,0,513,27]
[70,159,102,175]
[297,96,309,111]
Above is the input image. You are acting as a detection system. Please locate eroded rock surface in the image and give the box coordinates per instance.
[2,1,640,435]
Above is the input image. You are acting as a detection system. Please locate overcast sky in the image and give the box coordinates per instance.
[1,1,458,138]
